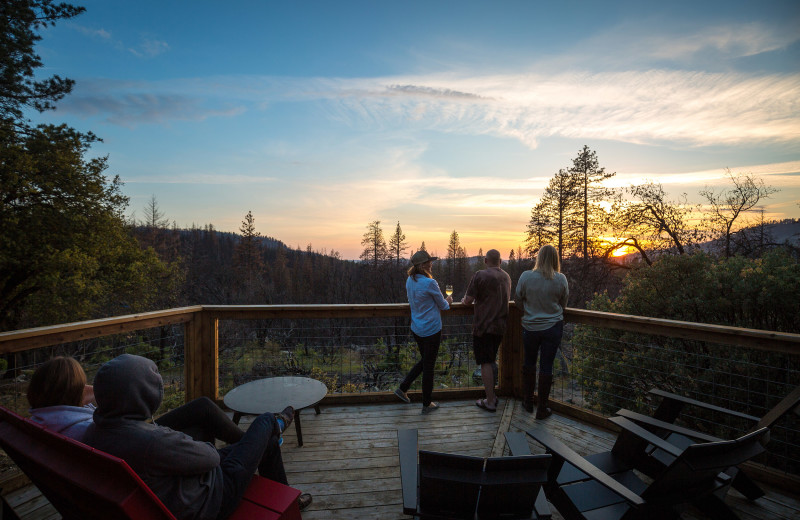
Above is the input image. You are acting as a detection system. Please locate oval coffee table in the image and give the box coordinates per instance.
[223,376,328,447]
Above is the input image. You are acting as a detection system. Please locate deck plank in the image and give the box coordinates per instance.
[3,398,798,520]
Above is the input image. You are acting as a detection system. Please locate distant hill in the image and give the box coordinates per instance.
[766,219,800,244]
[700,218,800,253]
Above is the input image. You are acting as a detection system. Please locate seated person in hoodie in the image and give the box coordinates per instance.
[27,356,96,441]
[83,354,311,520]
[27,356,248,447]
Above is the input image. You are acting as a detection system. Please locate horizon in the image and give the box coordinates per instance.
[27,0,800,260]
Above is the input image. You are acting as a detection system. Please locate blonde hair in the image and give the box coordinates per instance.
[407,262,433,281]
[27,357,87,409]
[533,244,560,280]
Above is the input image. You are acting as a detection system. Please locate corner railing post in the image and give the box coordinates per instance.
[184,308,219,403]
[500,303,523,398]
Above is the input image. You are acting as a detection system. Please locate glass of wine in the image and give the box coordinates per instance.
[445,285,453,298]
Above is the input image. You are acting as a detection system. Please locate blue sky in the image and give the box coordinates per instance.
[30,0,800,259]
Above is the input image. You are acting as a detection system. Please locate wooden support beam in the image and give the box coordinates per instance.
[184,310,218,402]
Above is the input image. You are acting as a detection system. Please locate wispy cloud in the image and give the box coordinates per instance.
[73,24,112,40]
[124,173,277,184]
[57,79,245,125]
[63,65,799,149]
[129,36,170,58]
[612,161,800,189]
[70,23,169,59]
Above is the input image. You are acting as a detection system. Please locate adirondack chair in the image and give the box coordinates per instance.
[0,406,302,520]
[525,416,769,520]
[397,429,552,519]
[615,385,800,500]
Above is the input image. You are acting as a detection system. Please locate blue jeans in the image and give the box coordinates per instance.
[215,412,287,520]
[522,321,563,375]
[400,330,442,406]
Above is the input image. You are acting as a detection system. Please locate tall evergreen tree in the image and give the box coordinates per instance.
[388,221,408,264]
[233,211,264,300]
[569,146,615,261]
[360,220,388,268]
[526,168,580,261]
[1,0,85,124]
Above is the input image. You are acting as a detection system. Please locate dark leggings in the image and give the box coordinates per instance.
[399,330,442,406]
[155,397,243,445]
[522,321,563,375]
[215,412,287,520]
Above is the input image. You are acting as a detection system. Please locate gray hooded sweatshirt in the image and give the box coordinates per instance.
[84,354,223,520]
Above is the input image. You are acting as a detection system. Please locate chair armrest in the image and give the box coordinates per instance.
[397,429,419,515]
[534,487,551,520]
[504,431,532,456]
[615,409,722,443]
[608,416,684,458]
[525,427,645,507]
[648,389,760,422]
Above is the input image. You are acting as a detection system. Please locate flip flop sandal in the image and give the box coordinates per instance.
[476,398,497,412]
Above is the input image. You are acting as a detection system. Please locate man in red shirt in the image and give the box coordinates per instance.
[462,249,512,412]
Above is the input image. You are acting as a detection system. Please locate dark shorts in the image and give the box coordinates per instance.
[472,333,503,365]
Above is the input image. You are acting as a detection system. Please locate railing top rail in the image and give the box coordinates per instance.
[1,303,797,355]
[0,306,203,354]
[565,308,800,354]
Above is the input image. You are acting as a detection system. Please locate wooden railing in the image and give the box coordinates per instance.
[2,303,799,489]
[1,303,797,403]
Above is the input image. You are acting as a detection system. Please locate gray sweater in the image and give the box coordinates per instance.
[84,354,223,520]
[515,270,569,331]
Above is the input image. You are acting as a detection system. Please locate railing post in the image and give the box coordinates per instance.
[184,309,219,403]
[500,304,523,398]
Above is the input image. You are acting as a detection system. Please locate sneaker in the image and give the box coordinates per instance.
[421,402,439,414]
[394,388,411,403]
[297,493,313,511]
[275,406,294,433]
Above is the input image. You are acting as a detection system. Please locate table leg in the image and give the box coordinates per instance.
[232,411,242,425]
[294,410,303,447]
[314,405,321,415]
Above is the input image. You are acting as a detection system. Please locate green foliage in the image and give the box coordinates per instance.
[0,2,182,331]
[574,249,800,416]
[1,0,85,121]
[0,122,182,329]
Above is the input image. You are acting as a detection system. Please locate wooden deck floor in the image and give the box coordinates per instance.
[3,398,799,519]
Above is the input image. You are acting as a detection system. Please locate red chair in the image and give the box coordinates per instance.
[0,406,301,520]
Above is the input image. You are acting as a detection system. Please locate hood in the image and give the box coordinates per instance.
[93,354,163,423]
[29,404,94,433]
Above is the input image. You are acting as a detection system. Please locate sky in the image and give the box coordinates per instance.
[29,0,800,259]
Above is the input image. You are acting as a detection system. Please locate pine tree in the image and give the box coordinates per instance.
[233,211,264,300]
[360,220,388,268]
[569,146,615,262]
[388,221,408,264]
[526,168,580,262]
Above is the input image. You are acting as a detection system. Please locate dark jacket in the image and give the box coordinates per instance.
[84,354,223,520]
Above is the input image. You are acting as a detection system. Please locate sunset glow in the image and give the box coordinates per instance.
[26,1,800,259]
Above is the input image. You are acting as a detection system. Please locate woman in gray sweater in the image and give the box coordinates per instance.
[514,244,569,419]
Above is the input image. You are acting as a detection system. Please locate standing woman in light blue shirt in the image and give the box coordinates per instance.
[514,244,569,419]
[395,250,453,414]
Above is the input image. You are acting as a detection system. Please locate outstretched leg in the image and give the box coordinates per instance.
[156,397,243,444]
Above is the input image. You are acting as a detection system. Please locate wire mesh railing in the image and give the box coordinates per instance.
[565,323,800,477]
[1,304,797,481]
[0,325,186,417]
[216,314,483,397]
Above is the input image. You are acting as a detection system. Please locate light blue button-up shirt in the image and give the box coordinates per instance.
[406,275,450,337]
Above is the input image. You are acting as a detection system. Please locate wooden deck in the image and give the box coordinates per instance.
[3,398,799,519]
